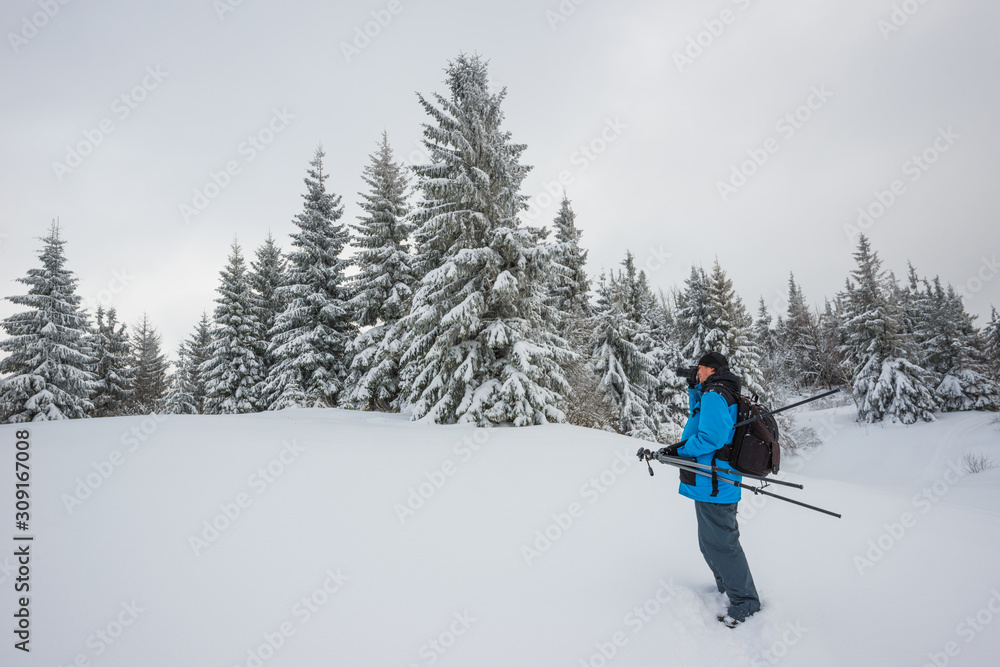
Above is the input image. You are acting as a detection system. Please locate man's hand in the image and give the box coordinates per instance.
[658,444,681,458]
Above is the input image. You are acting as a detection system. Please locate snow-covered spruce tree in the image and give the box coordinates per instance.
[129,312,169,414]
[588,271,660,440]
[248,233,287,410]
[643,286,688,440]
[201,241,266,414]
[838,234,937,423]
[396,53,574,426]
[676,265,712,362]
[549,193,592,325]
[814,299,848,388]
[262,147,356,410]
[164,313,212,414]
[342,132,416,412]
[91,306,134,417]
[547,194,605,428]
[925,281,999,411]
[780,273,824,389]
[0,222,96,422]
[753,297,788,389]
[983,306,1000,379]
[703,259,768,400]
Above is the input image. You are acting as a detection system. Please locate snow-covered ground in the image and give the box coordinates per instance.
[2,403,999,666]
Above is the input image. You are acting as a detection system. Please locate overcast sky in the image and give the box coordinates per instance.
[2,0,998,357]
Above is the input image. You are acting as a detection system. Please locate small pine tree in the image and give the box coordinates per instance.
[263,147,357,409]
[129,312,169,414]
[342,132,415,411]
[202,241,266,414]
[91,306,134,417]
[0,222,96,422]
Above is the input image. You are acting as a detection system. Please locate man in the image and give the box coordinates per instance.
[661,351,760,627]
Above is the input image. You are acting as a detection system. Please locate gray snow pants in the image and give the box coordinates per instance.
[695,500,761,621]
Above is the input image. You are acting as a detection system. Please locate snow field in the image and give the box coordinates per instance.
[1,405,998,666]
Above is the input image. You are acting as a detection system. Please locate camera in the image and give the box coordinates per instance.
[675,366,698,385]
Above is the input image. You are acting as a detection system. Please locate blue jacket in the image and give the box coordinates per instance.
[676,371,742,504]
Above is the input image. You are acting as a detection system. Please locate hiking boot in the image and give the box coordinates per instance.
[717,615,740,629]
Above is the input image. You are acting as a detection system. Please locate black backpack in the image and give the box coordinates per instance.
[706,386,781,478]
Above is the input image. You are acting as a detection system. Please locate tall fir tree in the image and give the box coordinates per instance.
[165,313,212,414]
[549,193,592,324]
[549,195,601,428]
[248,233,287,410]
[753,297,785,388]
[342,132,416,411]
[262,147,357,409]
[676,265,712,362]
[129,312,169,413]
[838,234,937,423]
[0,222,96,422]
[588,271,660,441]
[90,306,134,417]
[816,298,849,388]
[703,259,768,400]
[396,53,574,426]
[780,273,824,388]
[202,240,266,414]
[983,306,1000,379]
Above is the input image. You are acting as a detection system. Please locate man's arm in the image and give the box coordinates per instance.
[677,391,734,458]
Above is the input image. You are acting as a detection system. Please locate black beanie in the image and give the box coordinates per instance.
[697,351,728,369]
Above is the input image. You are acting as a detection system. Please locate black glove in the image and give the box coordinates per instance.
[658,444,681,458]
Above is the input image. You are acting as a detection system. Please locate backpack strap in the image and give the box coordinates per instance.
[702,384,739,497]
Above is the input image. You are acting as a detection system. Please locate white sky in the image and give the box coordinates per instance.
[2,0,999,357]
